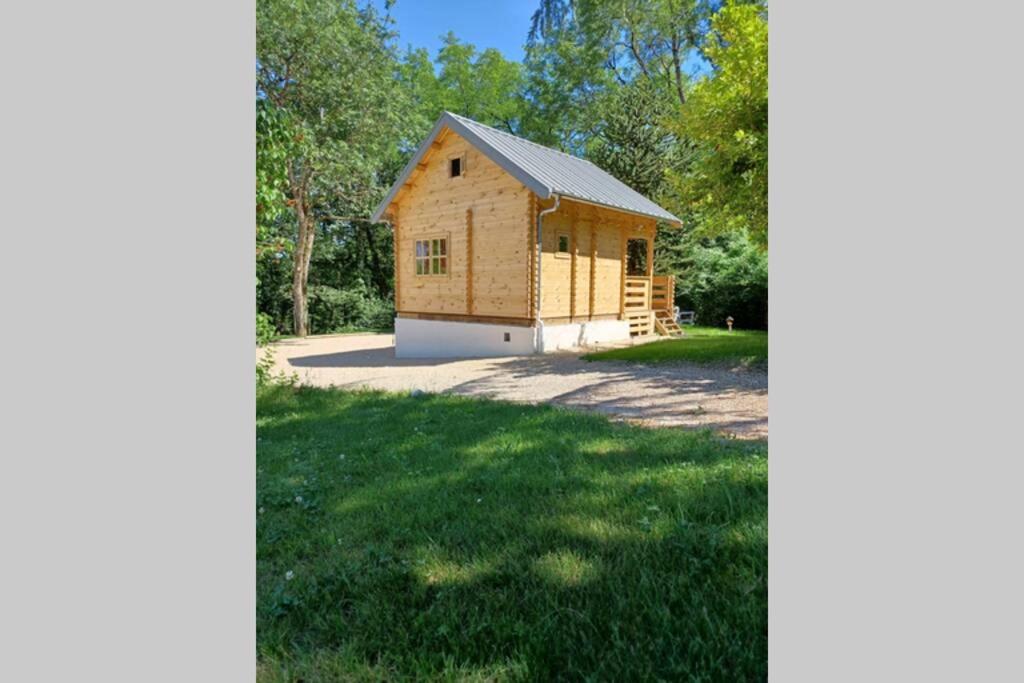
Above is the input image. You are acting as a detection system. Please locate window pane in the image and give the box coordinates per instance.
[431,257,439,274]
[439,238,447,256]
[431,239,439,256]
[558,234,569,253]
[439,257,447,274]
[416,259,423,275]
[416,241,426,257]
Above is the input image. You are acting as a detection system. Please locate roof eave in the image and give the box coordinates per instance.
[555,193,683,227]
[370,114,451,223]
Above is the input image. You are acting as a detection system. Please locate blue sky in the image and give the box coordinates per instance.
[372,0,537,62]
[370,0,712,77]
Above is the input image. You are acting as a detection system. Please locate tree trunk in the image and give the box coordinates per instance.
[289,165,316,337]
[671,33,686,106]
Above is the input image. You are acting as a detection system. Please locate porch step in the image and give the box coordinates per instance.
[626,311,654,337]
[654,309,685,338]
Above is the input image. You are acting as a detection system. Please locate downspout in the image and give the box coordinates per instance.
[534,194,560,353]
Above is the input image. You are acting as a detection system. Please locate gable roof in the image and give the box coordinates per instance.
[371,111,682,226]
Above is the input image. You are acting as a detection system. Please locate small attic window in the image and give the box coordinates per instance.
[449,156,463,178]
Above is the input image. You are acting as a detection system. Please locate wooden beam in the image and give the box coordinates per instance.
[589,223,597,320]
[646,226,655,277]
[466,207,474,315]
[527,193,536,319]
[570,213,578,321]
[392,206,401,312]
[619,225,627,320]
[401,311,534,327]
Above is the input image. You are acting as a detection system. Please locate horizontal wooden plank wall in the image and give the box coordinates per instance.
[400,311,534,326]
[537,198,657,322]
[390,129,531,319]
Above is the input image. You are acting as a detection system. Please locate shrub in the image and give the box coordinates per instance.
[358,296,395,330]
[306,283,395,334]
[675,230,767,330]
[257,312,277,346]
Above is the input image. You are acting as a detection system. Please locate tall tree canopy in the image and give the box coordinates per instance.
[256,0,407,336]
[667,1,768,246]
[400,34,526,137]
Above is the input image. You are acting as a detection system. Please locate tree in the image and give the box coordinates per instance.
[586,78,683,199]
[520,0,724,150]
[401,33,528,134]
[256,0,406,336]
[665,1,768,246]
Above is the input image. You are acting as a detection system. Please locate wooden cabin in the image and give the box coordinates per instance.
[371,112,684,357]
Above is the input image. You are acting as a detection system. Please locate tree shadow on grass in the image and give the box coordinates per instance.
[442,354,768,439]
[256,387,767,681]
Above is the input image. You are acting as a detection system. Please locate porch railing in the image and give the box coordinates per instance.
[624,276,651,311]
[651,275,675,312]
[624,276,653,336]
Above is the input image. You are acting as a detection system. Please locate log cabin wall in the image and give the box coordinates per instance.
[393,129,532,320]
[536,197,657,322]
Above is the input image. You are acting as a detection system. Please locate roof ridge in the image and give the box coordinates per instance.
[444,111,592,165]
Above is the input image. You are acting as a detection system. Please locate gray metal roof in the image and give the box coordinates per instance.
[371,111,682,225]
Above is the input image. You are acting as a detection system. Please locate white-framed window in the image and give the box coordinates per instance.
[415,236,448,275]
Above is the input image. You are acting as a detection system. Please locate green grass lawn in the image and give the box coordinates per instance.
[583,326,768,365]
[257,385,767,682]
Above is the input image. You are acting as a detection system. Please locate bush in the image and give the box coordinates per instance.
[675,230,767,330]
[306,283,394,334]
[257,312,277,346]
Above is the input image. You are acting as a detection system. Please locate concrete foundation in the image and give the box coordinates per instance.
[394,317,631,358]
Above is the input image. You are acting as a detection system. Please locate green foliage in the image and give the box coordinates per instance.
[586,78,683,199]
[257,0,411,335]
[257,312,277,347]
[257,0,408,216]
[399,33,527,135]
[666,2,768,246]
[584,326,767,364]
[521,0,719,150]
[256,100,291,252]
[258,257,394,336]
[675,229,768,329]
[257,387,767,680]
[657,227,767,330]
[307,282,394,334]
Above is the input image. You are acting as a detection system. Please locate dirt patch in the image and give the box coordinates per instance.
[263,333,767,439]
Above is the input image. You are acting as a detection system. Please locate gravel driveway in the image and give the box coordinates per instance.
[263,333,767,439]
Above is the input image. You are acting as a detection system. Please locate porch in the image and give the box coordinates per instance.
[624,275,685,338]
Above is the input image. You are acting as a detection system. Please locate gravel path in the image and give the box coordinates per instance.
[263,333,767,439]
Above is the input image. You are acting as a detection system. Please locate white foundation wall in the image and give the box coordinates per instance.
[539,319,631,352]
[395,317,631,357]
[395,317,536,358]
[579,319,631,346]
